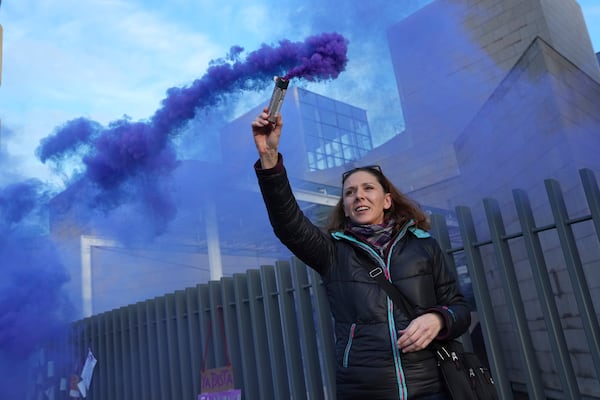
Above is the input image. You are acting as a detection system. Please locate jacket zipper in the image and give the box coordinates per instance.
[343,323,356,368]
[331,220,415,399]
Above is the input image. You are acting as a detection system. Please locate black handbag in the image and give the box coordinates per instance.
[364,265,498,400]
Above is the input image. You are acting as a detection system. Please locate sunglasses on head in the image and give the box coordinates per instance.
[342,165,383,183]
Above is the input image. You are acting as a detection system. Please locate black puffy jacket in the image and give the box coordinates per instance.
[256,158,471,399]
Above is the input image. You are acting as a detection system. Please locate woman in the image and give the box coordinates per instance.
[251,109,471,399]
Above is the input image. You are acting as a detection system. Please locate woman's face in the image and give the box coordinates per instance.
[342,170,391,225]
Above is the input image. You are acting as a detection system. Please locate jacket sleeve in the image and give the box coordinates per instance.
[425,237,471,340]
[254,155,334,274]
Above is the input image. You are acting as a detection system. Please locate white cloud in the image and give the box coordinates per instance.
[4,1,223,116]
[0,0,239,178]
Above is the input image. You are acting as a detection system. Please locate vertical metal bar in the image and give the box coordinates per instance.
[145,300,161,400]
[430,214,452,251]
[103,312,116,400]
[580,168,600,240]
[197,282,214,398]
[154,297,171,400]
[307,266,336,399]
[514,189,580,399]
[208,281,226,367]
[484,198,545,399]
[233,273,260,400]
[69,326,77,394]
[290,258,325,400]
[119,307,132,400]
[430,214,474,351]
[67,323,78,398]
[77,319,95,399]
[260,264,291,399]
[91,314,102,398]
[185,286,201,397]
[139,300,154,400]
[246,268,275,399]
[175,290,193,398]
[127,304,141,400]
[221,277,244,391]
[197,283,213,380]
[113,310,125,399]
[83,317,94,393]
[455,205,512,400]
[74,318,89,396]
[430,214,462,278]
[545,179,600,379]
[275,260,309,400]
[164,293,182,400]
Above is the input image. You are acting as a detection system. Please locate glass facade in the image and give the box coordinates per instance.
[297,88,373,171]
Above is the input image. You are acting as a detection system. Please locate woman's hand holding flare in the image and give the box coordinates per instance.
[252,107,283,169]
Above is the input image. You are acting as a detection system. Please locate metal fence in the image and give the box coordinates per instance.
[67,258,335,400]
[55,168,600,399]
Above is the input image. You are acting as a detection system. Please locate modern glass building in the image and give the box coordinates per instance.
[295,88,373,171]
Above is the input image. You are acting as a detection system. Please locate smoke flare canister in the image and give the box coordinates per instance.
[267,76,289,123]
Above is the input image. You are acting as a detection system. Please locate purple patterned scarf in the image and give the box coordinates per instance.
[347,219,396,255]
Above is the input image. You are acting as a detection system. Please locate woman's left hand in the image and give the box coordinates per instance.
[397,312,444,353]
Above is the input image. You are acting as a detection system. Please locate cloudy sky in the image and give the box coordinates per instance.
[0,0,599,184]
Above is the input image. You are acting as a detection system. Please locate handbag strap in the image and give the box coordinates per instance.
[364,264,417,320]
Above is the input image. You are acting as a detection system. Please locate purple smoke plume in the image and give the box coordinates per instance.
[36,32,348,238]
[0,181,74,400]
[0,180,47,230]
[151,31,347,144]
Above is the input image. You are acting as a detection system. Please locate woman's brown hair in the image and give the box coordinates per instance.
[326,166,430,232]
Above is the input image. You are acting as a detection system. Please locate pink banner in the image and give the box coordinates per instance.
[198,389,241,400]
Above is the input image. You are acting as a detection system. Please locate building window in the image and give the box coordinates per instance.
[298,88,373,171]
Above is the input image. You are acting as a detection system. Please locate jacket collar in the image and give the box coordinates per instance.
[331,219,429,242]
